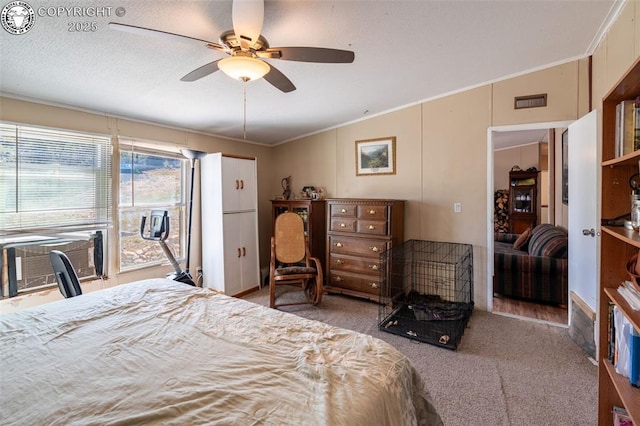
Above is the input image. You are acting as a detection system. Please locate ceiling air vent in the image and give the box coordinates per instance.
[514,94,547,109]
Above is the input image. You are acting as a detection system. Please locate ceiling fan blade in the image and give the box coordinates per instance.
[108,22,224,51]
[232,0,264,50]
[180,60,221,82]
[265,47,355,63]
[263,64,296,93]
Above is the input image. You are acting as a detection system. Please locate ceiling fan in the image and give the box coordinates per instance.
[108,0,355,93]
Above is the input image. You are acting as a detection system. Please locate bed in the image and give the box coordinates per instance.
[0,278,442,425]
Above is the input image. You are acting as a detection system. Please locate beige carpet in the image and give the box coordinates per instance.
[243,286,597,425]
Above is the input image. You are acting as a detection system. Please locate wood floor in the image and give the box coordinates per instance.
[492,295,568,325]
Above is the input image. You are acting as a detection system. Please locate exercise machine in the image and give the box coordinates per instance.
[140,209,195,286]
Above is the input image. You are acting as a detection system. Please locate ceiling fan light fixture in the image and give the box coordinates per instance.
[218,55,270,81]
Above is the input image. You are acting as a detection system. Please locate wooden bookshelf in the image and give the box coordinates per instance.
[598,57,640,425]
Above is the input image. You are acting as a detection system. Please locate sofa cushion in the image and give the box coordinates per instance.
[513,227,532,251]
[528,225,568,258]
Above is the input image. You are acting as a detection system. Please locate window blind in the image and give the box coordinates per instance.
[0,123,113,234]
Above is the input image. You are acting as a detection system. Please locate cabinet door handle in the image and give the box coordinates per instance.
[369,209,376,215]
[240,180,244,190]
[369,246,380,252]
[370,282,378,288]
[367,225,375,230]
[335,242,343,248]
[242,247,246,256]
[341,208,347,213]
[369,264,378,271]
[235,179,240,190]
[237,248,242,257]
[340,223,346,228]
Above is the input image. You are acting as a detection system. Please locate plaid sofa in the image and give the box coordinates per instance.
[493,223,568,305]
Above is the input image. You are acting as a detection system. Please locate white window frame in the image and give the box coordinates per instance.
[117,140,188,273]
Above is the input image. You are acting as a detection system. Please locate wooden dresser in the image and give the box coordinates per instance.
[325,198,404,301]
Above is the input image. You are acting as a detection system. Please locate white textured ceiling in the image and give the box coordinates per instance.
[0,0,619,145]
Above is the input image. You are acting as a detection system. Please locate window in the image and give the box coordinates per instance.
[118,142,187,271]
[0,123,112,295]
[0,123,112,234]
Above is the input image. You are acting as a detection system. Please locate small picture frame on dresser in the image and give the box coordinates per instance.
[355,137,396,176]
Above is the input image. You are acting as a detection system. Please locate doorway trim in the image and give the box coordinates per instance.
[486,120,574,323]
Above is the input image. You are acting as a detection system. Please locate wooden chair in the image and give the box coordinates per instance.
[269,212,323,309]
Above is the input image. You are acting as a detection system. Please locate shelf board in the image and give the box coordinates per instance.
[602,150,640,168]
[602,360,640,424]
[602,226,640,249]
[604,287,640,331]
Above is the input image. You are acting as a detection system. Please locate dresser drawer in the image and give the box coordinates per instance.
[329,253,382,274]
[330,204,357,217]
[356,219,387,236]
[357,205,388,221]
[328,235,389,258]
[328,270,381,295]
[330,218,357,232]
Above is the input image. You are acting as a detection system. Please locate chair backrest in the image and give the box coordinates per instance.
[274,212,306,264]
[49,250,83,298]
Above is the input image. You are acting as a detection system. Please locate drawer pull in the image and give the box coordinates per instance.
[335,259,343,265]
[335,242,343,248]
[334,276,343,282]
[369,209,376,215]
[367,225,375,230]
[340,223,346,228]
[369,246,380,252]
[370,282,378,288]
[369,264,379,271]
[341,208,347,213]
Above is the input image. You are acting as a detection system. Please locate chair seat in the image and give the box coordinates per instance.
[275,266,316,276]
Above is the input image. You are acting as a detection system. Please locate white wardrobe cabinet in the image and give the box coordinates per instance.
[201,153,260,296]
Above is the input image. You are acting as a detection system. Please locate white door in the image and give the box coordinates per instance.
[221,157,240,212]
[568,109,601,313]
[238,211,259,289]
[237,158,257,211]
[222,213,243,295]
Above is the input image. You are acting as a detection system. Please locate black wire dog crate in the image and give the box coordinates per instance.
[378,240,474,350]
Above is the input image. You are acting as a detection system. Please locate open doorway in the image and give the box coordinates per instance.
[487,122,573,326]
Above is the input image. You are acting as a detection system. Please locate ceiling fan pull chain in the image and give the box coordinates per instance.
[243,78,247,140]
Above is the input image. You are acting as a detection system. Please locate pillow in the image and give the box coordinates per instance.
[539,235,568,258]
[528,226,568,258]
[512,227,532,251]
[531,223,555,236]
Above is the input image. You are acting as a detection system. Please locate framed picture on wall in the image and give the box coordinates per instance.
[355,137,396,176]
[562,129,568,205]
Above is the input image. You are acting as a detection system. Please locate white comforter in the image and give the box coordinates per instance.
[0,279,442,425]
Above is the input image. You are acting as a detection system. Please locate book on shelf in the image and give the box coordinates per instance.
[613,405,634,426]
[631,327,640,387]
[613,305,632,377]
[609,303,640,387]
[615,99,640,157]
[618,280,640,311]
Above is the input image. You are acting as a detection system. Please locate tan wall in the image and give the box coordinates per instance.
[492,62,580,126]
